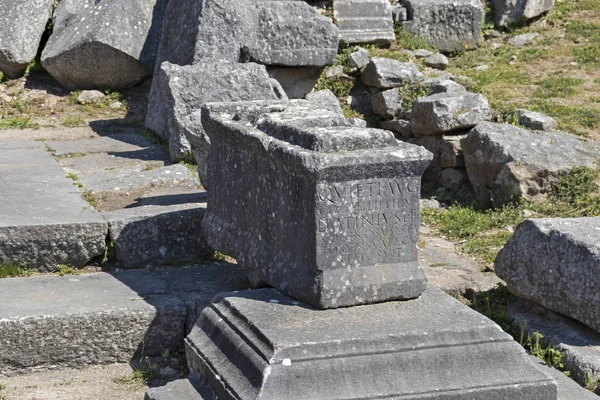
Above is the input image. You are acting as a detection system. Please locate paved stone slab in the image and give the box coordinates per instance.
[512,299,600,391]
[58,149,170,175]
[0,265,250,377]
[496,217,600,333]
[462,122,600,207]
[103,190,212,268]
[186,286,557,399]
[0,0,54,78]
[0,142,107,272]
[402,0,484,52]
[76,163,198,196]
[49,134,156,156]
[202,100,432,308]
[334,0,395,44]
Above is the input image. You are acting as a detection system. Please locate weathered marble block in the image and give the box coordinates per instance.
[201,100,433,309]
[185,286,558,400]
[334,0,396,44]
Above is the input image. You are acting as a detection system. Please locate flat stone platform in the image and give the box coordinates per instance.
[0,264,250,377]
[185,286,557,399]
[0,140,107,271]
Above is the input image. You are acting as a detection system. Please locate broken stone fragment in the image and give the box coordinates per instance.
[517,109,558,131]
[410,92,491,136]
[361,57,424,89]
[461,122,600,207]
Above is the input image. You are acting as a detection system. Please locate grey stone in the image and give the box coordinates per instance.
[109,101,123,109]
[380,119,413,139]
[324,65,345,79]
[402,0,484,52]
[440,134,466,168]
[267,66,322,99]
[407,135,443,181]
[334,0,395,44]
[154,0,258,68]
[422,76,467,94]
[461,122,600,206]
[145,61,280,169]
[0,0,54,78]
[438,167,469,189]
[420,198,441,209]
[494,0,555,26]
[41,0,168,89]
[361,57,424,89]
[424,53,449,69]
[508,32,539,46]
[58,150,170,176]
[77,90,105,104]
[0,265,251,376]
[145,376,212,400]
[76,163,198,200]
[532,356,600,400]
[391,5,409,22]
[49,133,156,156]
[0,141,107,272]
[496,217,600,333]
[474,64,490,71]
[411,92,491,136]
[102,191,212,268]
[414,49,434,58]
[186,286,557,400]
[511,299,600,391]
[201,99,433,308]
[371,88,400,118]
[419,225,503,294]
[347,118,368,127]
[348,47,370,69]
[250,1,339,67]
[306,89,344,116]
[517,108,558,131]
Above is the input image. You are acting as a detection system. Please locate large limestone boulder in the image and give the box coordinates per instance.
[145,60,284,184]
[155,0,258,68]
[461,122,600,207]
[493,0,555,27]
[402,0,484,52]
[495,217,600,333]
[41,0,168,89]
[410,92,491,136]
[156,0,338,69]
[0,0,54,78]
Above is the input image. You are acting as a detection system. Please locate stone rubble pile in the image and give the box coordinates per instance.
[337,47,600,204]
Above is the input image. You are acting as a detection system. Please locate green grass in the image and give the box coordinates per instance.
[0,261,31,278]
[0,115,38,130]
[393,25,436,51]
[179,160,199,176]
[424,166,600,264]
[529,100,600,134]
[534,76,585,98]
[57,264,78,276]
[62,116,85,128]
[83,190,98,209]
[573,44,600,66]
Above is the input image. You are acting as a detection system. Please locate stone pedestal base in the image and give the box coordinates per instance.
[185,285,557,400]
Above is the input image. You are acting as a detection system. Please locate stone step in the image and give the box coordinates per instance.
[103,188,212,268]
[0,264,250,377]
[0,140,107,272]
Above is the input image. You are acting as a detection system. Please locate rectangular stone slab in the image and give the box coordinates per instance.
[201,100,433,308]
[185,286,558,400]
[334,0,396,43]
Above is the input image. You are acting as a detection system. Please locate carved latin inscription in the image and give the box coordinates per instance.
[315,178,420,269]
